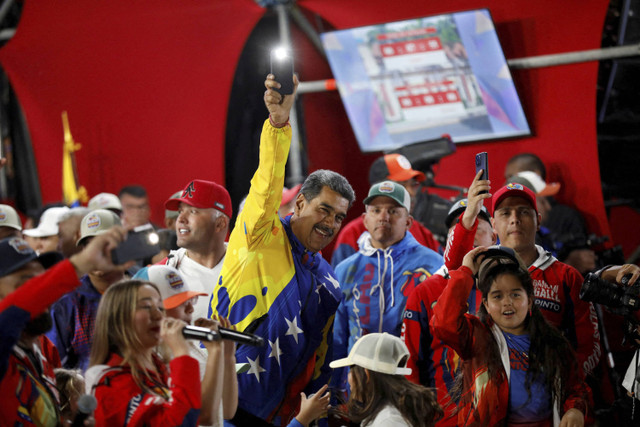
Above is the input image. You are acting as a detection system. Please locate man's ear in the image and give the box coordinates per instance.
[536,212,542,232]
[215,214,229,233]
[294,193,306,215]
[491,230,498,245]
[406,214,413,231]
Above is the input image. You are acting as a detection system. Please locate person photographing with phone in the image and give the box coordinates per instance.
[47,209,126,372]
[0,226,130,426]
[211,69,355,426]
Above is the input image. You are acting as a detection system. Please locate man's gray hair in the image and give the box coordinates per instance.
[299,169,355,208]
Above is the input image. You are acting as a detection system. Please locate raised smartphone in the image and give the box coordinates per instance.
[111,225,160,265]
[475,152,488,194]
[270,49,294,95]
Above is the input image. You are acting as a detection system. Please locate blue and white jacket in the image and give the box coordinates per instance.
[331,231,443,393]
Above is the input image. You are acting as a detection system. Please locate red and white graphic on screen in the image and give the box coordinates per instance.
[381,37,443,57]
[395,80,461,108]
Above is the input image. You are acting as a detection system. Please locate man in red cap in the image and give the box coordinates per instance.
[162,179,232,322]
[330,153,442,267]
[491,182,600,375]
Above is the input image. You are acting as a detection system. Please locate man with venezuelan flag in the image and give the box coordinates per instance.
[211,74,355,426]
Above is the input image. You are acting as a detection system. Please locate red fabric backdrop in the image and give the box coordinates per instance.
[0,0,265,219]
[0,0,620,253]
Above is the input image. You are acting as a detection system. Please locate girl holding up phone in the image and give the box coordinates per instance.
[432,246,589,426]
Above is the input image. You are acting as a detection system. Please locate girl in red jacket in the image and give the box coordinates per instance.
[87,280,201,426]
[432,246,589,427]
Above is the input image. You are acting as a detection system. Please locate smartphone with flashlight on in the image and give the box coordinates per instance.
[111,224,161,264]
[270,48,294,95]
[475,152,489,194]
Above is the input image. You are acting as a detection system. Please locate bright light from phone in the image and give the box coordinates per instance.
[148,232,159,245]
[273,47,288,60]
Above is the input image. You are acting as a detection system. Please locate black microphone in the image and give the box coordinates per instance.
[219,327,265,347]
[182,325,221,342]
[70,395,97,427]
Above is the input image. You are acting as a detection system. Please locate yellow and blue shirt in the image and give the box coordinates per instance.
[211,120,341,425]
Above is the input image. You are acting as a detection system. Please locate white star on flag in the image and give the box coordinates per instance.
[246,356,266,382]
[324,273,340,289]
[268,338,283,365]
[285,316,304,344]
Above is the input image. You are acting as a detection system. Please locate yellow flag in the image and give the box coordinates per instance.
[61,111,88,206]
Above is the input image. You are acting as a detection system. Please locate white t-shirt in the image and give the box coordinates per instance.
[189,342,224,427]
[362,404,409,427]
[167,245,226,322]
[623,349,640,398]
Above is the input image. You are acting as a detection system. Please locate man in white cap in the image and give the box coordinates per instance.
[133,265,239,426]
[23,206,69,255]
[88,192,122,216]
[47,209,124,371]
[0,204,22,240]
[56,207,91,258]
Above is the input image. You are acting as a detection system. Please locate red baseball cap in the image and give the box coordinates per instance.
[165,179,232,218]
[369,154,426,185]
[492,183,538,215]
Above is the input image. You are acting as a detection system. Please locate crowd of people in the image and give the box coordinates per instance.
[0,74,639,427]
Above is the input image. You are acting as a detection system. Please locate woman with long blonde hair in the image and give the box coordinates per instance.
[86,279,200,426]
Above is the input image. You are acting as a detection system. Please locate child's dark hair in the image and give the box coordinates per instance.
[474,262,583,414]
[341,364,442,427]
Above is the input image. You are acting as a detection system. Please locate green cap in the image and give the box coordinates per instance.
[363,181,411,211]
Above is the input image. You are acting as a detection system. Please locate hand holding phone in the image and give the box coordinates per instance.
[111,225,160,264]
[270,48,294,95]
[475,152,488,194]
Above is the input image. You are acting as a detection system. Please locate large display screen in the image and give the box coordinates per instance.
[321,9,531,152]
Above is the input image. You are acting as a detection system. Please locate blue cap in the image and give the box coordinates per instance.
[0,237,63,278]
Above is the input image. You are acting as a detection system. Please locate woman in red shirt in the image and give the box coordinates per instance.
[87,280,201,426]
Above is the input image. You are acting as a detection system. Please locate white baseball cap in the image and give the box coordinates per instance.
[23,206,70,238]
[77,209,122,246]
[88,192,122,212]
[0,204,22,231]
[133,265,207,309]
[330,332,412,375]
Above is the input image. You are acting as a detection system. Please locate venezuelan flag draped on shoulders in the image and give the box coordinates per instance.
[211,119,341,426]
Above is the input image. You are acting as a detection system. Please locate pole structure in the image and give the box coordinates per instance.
[275,3,305,186]
[297,43,640,94]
